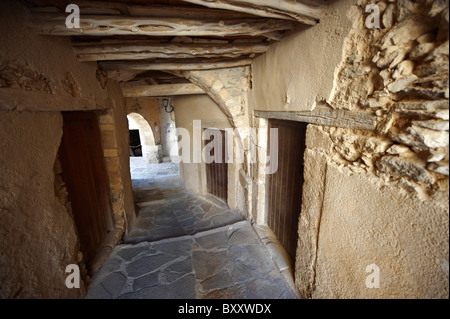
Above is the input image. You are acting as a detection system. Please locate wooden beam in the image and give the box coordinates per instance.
[127,4,255,19]
[181,0,324,25]
[39,2,255,18]
[121,83,206,97]
[73,42,269,62]
[99,58,253,71]
[254,106,377,131]
[29,13,296,37]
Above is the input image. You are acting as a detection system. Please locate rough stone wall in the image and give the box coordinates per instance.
[249,0,448,299]
[296,0,449,298]
[94,89,136,275]
[298,125,448,298]
[0,112,84,299]
[180,67,252,128]
[99,111,128,234]
[100,81,136,237]
[326,0,449,197]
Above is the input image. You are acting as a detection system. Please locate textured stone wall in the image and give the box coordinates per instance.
[297,0,449,298]
[180,67,252,128]
[0,112,84,298]
[250,0,448,299]
[0,1,135,298]
[297,125,448,298]
[100,80,136,237]
[326,0,449,197]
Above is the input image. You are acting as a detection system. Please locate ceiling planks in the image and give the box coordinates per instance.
[99,58,253,71]
[181,0,324,24]
[72,41,269,61]
[25,0,325,97]
[29,13,296,37]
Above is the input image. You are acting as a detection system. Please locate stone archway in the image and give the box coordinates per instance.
[127,112,161,163]
[173,67,251,129]
[174,67,255,219]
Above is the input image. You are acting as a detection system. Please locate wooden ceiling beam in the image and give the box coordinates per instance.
[32,2,256,18]
[73,42,269,62]
[127,4,255,19]
[121,83,206,97]
[181,0,324,25]
[29,13,296,37]
[99,58,253,71]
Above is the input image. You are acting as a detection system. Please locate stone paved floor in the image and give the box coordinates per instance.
[85,158,299,299]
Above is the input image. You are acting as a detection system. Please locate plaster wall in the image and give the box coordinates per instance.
[0,1,108,102]
[0,0,135,297]
[298,125,449,298]
[249,0,449,298]
[0,112,83,299]
[250,0,355,112]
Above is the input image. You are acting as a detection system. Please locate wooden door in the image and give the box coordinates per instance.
[266,119,307,260]
[59,112,113,268]
[204,129,228,202]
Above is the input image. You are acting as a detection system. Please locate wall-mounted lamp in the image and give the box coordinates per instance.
[162,98,174,113]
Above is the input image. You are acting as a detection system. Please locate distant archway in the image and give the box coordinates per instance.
[127,113,160,163]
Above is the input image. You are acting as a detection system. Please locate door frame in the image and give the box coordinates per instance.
[202,128,229,203]
[254,117,308,260]
[59,111,115,269]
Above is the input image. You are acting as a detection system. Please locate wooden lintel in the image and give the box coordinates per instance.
[99,58,253,71]
[29,13,296,37]
[121,83,206,98]
[254,106,377,131]
[73,42,269,62]
[182,0,324,25]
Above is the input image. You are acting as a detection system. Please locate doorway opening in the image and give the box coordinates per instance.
[127,112,161,180]
[58,112,114,273]
[265,119,308,261]
[129,129,142,157]
[127,113,158,162]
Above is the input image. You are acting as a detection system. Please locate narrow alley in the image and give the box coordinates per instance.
[85,159,300,299]
[1,0,448,300]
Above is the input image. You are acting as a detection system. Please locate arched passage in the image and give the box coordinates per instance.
[127,112,160,163]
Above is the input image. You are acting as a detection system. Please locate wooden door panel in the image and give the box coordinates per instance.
[266,119,307,260]
[59,112,113,267]
[204,129,228,202]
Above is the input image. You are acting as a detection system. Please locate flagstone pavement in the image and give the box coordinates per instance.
[85,158,300,299]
